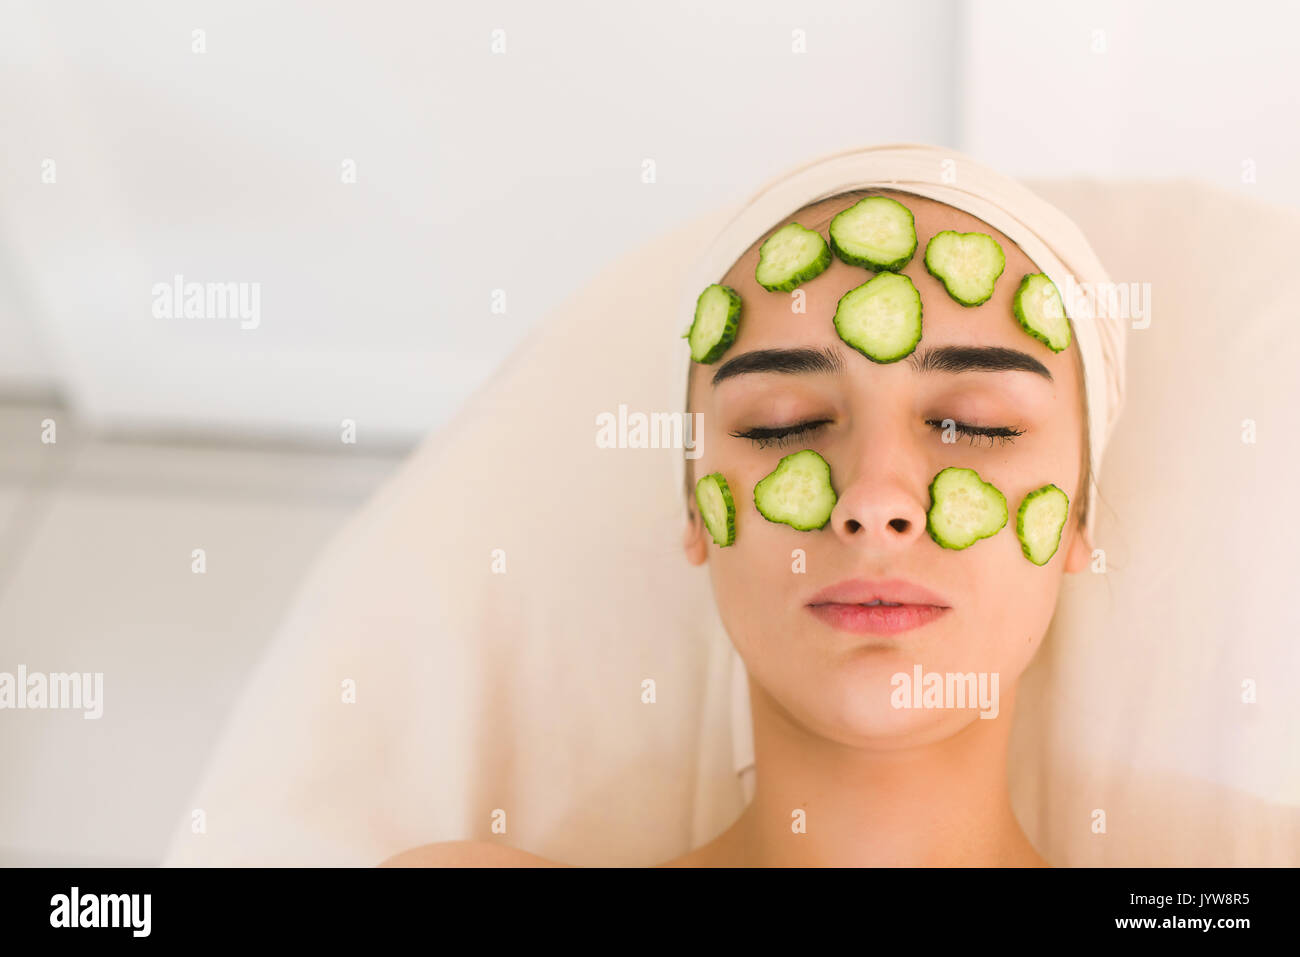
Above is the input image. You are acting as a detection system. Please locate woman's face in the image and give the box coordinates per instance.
[684,190,1091,748]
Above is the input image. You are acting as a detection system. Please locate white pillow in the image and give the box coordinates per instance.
[1004,177,1300,865]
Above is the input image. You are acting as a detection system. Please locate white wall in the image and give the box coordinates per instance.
[8,0,1293,442]
[958,0,1300,209]
[0,0,957,444]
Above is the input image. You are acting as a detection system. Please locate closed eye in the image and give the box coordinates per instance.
[730,418,832,450]
[730,417,1024,450]
[925,418,1025,447]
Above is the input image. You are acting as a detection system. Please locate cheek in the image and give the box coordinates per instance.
[986,544,1062,636]
[705,497,803,648]
[951,483,1071,672]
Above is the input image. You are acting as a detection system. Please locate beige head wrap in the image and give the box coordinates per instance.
[674,142,1127,547]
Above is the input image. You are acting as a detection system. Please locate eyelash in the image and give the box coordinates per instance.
[923,418,1025,447]
[729,418,1025,449]
[729,419,832,449]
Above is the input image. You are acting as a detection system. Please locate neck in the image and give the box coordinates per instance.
[732,676,1044,867]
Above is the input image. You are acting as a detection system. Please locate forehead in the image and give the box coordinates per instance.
[695,188,1077,399]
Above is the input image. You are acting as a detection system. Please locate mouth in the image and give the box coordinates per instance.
[806,602,950,635]
[805,578,951,636]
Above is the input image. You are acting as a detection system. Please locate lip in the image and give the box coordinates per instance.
[807,577,951,608]
[806,577,952,636]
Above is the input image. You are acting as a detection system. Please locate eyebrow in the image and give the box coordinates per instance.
[711,346,844,386]
[907,344,1053,382]
[710,343,1052,386]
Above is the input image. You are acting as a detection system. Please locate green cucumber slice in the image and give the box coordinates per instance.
[923,230,1006,306]
[753,449,837,531]
[755,223,832,292]
[1012,273,1071,352]
[832,272,923,363]
[1016,483,1069,565]
[684,284,742,363]
[926,466,1008,549]
[695,472,737,546]
[828,195,918,272]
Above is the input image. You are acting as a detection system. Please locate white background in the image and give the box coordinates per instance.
[2,0,1294,444]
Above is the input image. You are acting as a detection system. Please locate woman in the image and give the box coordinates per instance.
[384,148,1124,867]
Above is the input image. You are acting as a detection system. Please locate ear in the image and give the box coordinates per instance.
[683,499,709,566]
[1062,518,1092,574]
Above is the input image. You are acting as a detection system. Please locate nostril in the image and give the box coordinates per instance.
[844,518,862,534]
[889,518,910,533]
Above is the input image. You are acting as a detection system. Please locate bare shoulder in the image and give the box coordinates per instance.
[379,840,570,868]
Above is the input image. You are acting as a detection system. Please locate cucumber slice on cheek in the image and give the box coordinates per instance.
[924,230,1006,307]
[926,466,1008,549]
[695,472,737,547]
[685,283,742,363]
[1012,273,1071,352]
[755,223,832,293]
[1017,483,1069,565]
[753,449,837,531]
[833,271,923,363]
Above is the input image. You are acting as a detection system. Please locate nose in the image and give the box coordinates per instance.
[828,441,930,550]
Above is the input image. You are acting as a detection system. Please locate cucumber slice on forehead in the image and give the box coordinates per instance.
[1013,273,1071,352]
[832,272,923,363]
[685,283,742,363]
[755,223,832,292]
[753,449,837,531]
[695,472,737,546]
[829,195,918,272]
[926,466,1008,550]
[1017,483,1069,565]
[924,230,1006,306]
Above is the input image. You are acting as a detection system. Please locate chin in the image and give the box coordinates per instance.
[848,683,956,738]
[802,649,992,747]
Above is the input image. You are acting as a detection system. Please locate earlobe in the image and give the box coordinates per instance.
[683,505,709,566]
[1062,521,1091,574]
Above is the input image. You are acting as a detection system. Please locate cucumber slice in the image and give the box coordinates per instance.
[926,466,1008,550]
[753,449,837,531]
[828,195,918,272]
[832,272,923,363]
[684,284,742,363]
[755,223,832,292]
[1016,483,1069,565]
[1012,273,1071,352]
[923,230,1006,306]
[695,472,737,546]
